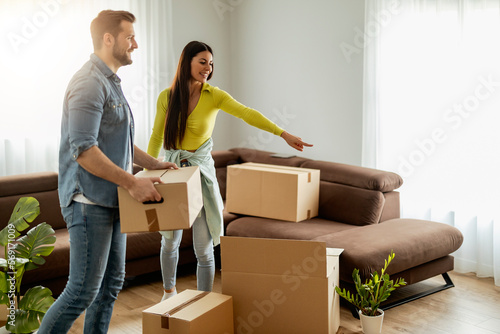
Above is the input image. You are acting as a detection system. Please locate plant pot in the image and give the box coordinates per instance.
[359,309,384,334]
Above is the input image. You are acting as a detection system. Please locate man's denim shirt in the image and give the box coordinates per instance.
[59,53,134,208]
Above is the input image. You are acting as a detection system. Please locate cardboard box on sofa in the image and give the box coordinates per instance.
[220,236,343,334]
[225,162,320,222]
[118,166,203,233]
[142,289,234,334]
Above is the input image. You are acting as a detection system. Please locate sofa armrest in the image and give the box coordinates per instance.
[0,172,58,197]
[0,172,66,231]
[301,160,403,192]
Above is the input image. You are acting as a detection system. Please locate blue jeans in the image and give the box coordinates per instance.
[38,202,126,334]
[161,208,214,291]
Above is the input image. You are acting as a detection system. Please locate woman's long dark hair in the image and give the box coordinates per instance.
[163,41,214,150]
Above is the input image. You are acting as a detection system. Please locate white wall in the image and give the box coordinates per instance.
[170,0,365,165]
[225,0,365,165]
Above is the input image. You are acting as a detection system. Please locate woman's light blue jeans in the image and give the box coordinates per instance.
[38,202,126,334]
[161,208,214,292]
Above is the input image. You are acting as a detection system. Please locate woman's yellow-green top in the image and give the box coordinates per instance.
[147,83,284,155]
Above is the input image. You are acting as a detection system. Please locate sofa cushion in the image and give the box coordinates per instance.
[379,191,401,222]
[125,232,162,260]
[301,160,403,192]
[226,217,358,240]
[312,218,464,282]
[229,148,311,167]
[319,181,385,226]
[212,151,239,200]
[223,208,240,228]
[212,150,240,168]
[215,167,229,200]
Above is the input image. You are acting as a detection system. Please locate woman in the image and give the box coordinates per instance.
[147,41,312,300]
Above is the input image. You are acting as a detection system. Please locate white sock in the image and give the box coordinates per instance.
[161,287,177,301]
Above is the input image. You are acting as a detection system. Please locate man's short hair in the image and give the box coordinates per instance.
[90,10,136,50]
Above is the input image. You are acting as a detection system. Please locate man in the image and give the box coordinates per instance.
[38,10,176,334]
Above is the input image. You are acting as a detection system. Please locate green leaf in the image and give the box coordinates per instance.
[335,250,407,316]
[0,292,8,306]
[0,271,12,305]
[13,223,56,271]
[5,286,54,333]
[18,286,54,313]
[0,271,8,295]
[0,197,40,247]
[1,258,29,298]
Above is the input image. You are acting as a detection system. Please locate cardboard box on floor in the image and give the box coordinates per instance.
[221,236,343,334]
[142,289,234,334]
[118,166,203,233]
[225,162,320,222]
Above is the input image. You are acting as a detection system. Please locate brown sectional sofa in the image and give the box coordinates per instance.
[212,148,464,308]
[0,147,464,309]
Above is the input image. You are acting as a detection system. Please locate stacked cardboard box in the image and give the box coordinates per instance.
[221,236,343,334]
[225,163,320,222]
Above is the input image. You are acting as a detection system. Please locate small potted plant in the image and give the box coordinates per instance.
[0,197,56,333]
[335,250,406,334]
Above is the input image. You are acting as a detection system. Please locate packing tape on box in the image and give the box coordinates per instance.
[161,291,210,329]
[145,209,160,231]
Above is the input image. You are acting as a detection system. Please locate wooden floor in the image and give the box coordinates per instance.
[67,268,500,334]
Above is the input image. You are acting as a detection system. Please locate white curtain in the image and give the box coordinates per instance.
[363,0,500,286]
[0,0,174,176]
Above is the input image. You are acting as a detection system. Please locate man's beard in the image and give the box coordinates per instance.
[113,46,133,66]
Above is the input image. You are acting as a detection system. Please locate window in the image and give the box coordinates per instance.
[364,0,500,285]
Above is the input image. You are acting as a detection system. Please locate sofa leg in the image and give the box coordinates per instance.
[349,304,360,319]
[380,272,455,311]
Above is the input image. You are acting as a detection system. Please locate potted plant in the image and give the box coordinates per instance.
[0,197,56,333]
[335,250,406,334]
